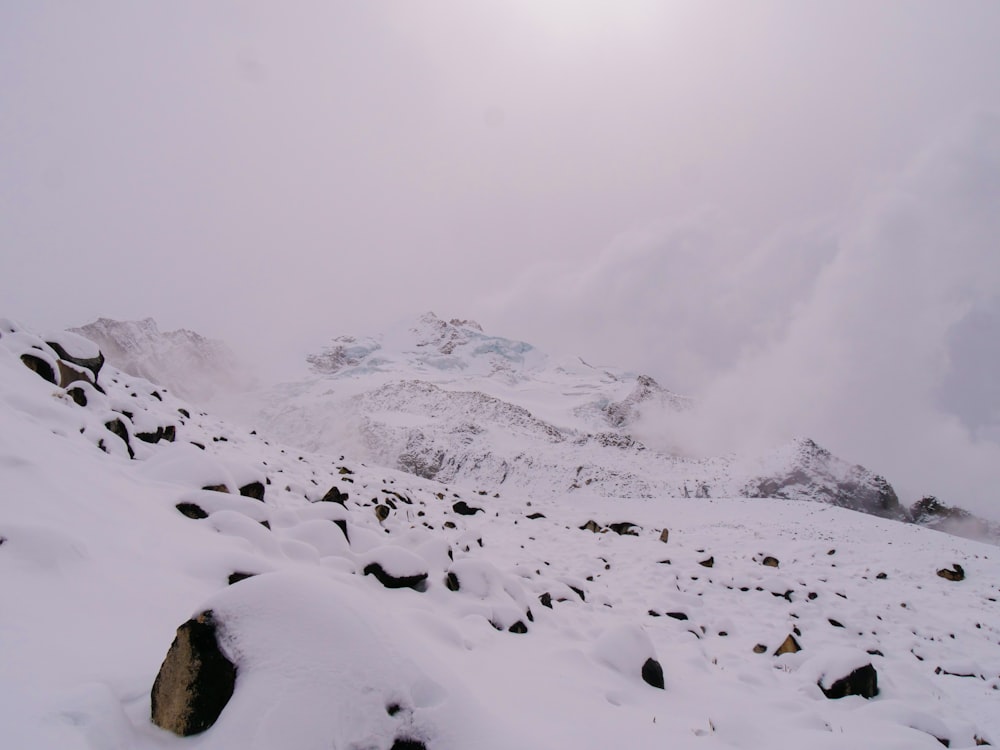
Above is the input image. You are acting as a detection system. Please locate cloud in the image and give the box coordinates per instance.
[493,111,1000,517]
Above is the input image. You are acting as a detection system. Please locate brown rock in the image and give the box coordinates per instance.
[774,634,801,656]
[151,611,236,736]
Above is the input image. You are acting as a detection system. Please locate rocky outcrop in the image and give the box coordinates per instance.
[743,438,905,519]
[151,610,236,736]
[819,663,878,700]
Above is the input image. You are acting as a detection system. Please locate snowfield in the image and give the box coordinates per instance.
[2,315,999,749]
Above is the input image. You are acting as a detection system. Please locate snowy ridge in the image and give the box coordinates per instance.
[71,317,249,403]
[2,315,1000,748]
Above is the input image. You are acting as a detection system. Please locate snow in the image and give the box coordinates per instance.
[2,318,1000,749]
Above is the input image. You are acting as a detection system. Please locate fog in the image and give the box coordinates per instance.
[2,2,999,515]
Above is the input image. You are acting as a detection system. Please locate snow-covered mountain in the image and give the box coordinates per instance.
[225,314,922,523]
[3,314,1000,748]
[71,317,250,403]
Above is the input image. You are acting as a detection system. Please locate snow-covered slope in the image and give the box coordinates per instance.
[71,317,249,403]
[232,314,906,519]
[4,315,999,749]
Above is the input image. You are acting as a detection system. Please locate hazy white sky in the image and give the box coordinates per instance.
[2,2,999,514]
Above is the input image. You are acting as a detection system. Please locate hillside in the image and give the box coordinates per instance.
[2,315,999,748]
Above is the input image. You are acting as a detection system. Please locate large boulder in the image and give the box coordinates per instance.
[151,610,237,736]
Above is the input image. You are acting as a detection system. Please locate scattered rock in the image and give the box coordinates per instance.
[320,485,349,504]
[774,634,801,656]
[641,658,665,689]
[539,592,553,608]
[375,504,391,522]
[150,610,236,736]
[666,612,688,621]
[579,520,602,533]
[238,481,266,502]
[508,621,528,634]
[363,562,428,591]
[45,338,105,381]
[753,644,768,654]
[20,353,57,385]
[937,564,965,582]
[699,556,714,568]
[176,502,208,520]
[227,572,256,585]
[762,556,779,568]
[526,512,546,520]
[104,418,134,459]
[201,484,229,494]
[390,739,427,750]
[452,501,483,516]
[608,522,640,536]
[659,529,670,543]
[819,663,878,699]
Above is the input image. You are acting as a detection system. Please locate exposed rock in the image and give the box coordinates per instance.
[937,564,965,582]
[641,657,665,689]
[176,502,208,520]
[20,353,56,384]
[56,360,91,389]
[238,481,266,502]
[666,612,688,621]
[389,739,427,750]
[320,485,349,504]
[526,512,546,520]
[579,520,602,533]
[452,501,483,516]
[699,556,714,568]
[774,634,801,656]
[508,621,529,634]
[104,418,135,459]
[201,484,229,494]
[762,556,780,568]
[753,644,768,654]
[539,592,553,608]
[363,562,428,591]
[150,610,237,736]
[66,384,88,407]
[45,338,105,382]
[659,529,670,543]
[375,504,391,522]
[608,522,640,536]
[819,663,878,700]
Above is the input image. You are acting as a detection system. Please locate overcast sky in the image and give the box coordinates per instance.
[3,2,999,516]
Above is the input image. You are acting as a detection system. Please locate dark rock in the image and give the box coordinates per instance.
[452,501,483,516]
[774,634,801,656]
[937,564,965,582]
[508,621,528,634]
[659,529,670,543]
[320,485,349,504]
[238,482,265,501]
[104,418,134,459]
[201,484,229,494]
[363,563,428,591]
[819,663,878,699]
[21,353,56,384]
[178,408,191,419]
[66,384,88,407]
[375,504,391,522]
[150,610,236,736]
[753,644,767,654]
[762,556,779,568]
[445,572,460,591]
[666,612,688,621]
[608,522,640,536]
[45,340,104,382]
[641,657,665,689]
[57,360,91,389]
[162,425,176,442]
[829,618,845,628]
[698,556,714,568]
[539,592,553,608]
[176,502,208,520]
[227,572,256,585]
[390,739,426,750]
[579,520,602,533]
[876,572,888,579]
[526,512,546,520]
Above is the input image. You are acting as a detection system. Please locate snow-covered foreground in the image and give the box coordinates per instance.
[2,318,999,749]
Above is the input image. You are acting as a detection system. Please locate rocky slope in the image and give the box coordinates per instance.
[3,315,1000,749]
[71,317,249,403]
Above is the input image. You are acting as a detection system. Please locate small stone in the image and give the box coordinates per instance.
[659,529,669,543]
[819,663,878,699]
[753,644,767,654]
[238,481,266,502]
[641,658,665,689]
[580,520,602,533]
[320,485,349,504]
[774,634,801,656]
[762,556,779,568]
[176,502,208,520]
[698,556,714,568]
[375,504,391,522]
[452,501,483,516]
[937,564,965,582]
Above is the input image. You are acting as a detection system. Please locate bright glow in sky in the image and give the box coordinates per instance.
[2,1,999,515]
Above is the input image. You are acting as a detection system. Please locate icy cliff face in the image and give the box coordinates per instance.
[72,317,250,403]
